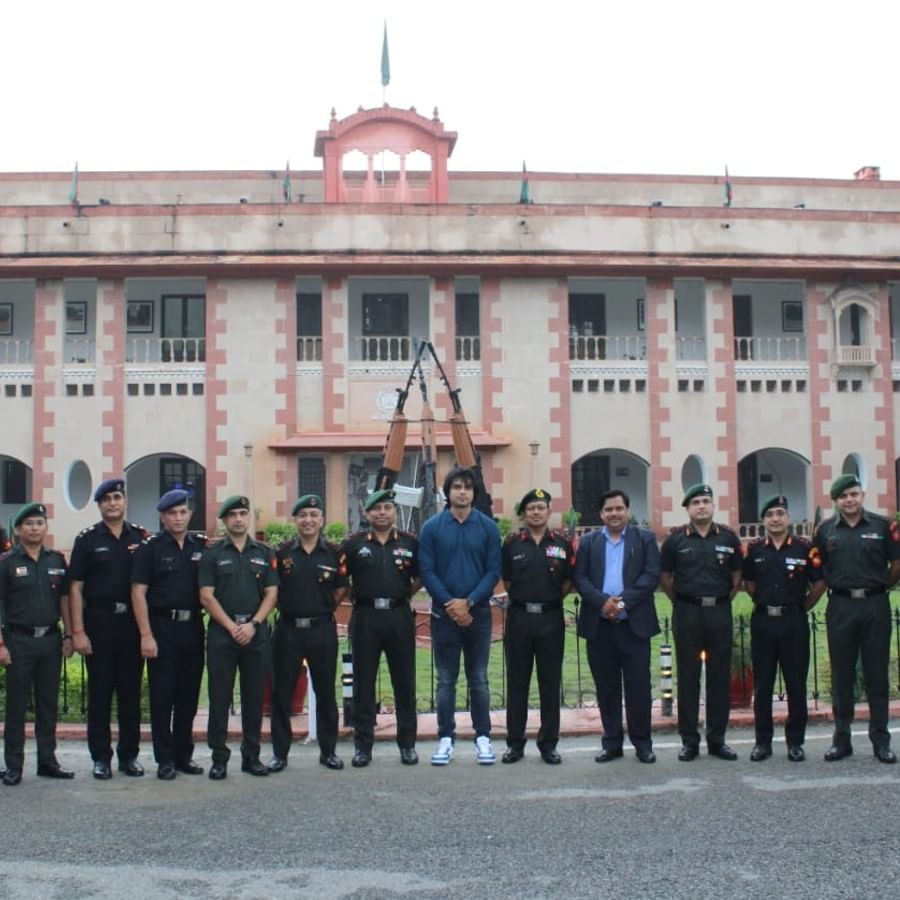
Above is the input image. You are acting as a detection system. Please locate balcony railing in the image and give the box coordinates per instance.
[297,336,323,362]
[63,338,95,365]
[738,520,812,540]
[734,336,807,361]
[569,334,647,361]
[676,336,707,361]
[355,335,412,362]
[0,339,33,365]
[126,337,206,364]
[834,344,876,367]
[455,335,481,361]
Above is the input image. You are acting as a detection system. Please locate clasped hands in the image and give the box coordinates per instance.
[602,596,624,621]
[445,598,473,627]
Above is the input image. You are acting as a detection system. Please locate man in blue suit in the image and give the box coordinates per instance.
[574,489,661,763]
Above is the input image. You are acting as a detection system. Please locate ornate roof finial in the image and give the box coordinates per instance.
[330,107,337,122]
[433,107,440,121]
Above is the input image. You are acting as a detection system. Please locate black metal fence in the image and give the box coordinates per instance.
[4,602,900,720]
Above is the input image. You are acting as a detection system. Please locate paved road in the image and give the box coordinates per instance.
[2,724,899,899]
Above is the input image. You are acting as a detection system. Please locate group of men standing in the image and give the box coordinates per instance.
[0,468,897,786]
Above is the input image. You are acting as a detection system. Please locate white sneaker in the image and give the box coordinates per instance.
[474,735,496,765]
[431,737,454,766]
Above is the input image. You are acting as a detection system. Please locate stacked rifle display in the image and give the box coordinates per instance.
[375,339,493,526]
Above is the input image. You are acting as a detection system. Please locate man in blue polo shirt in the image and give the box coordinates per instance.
[419,467,502,766]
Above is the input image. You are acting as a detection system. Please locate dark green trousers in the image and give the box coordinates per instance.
[206,622,270,765]
[3,630,62,772]
[826,593,892,749]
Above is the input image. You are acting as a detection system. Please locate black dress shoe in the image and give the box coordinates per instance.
[157,763,176,780]
[176,761,204,775]
[37,762,75,779]
[874,746,897,764]
[749,744,772,762]
[2,768,22,786]
[824,744,853,762]
[267,757,287,773]
[540,749,562,765]
[209,762,228,780]
[118,759,145,777]
[351,748,371,768]
[678,745,699,762]
[502,747,525,764]
[787,745,806,762]
[320,752,346,769]
[636,748,656,764]
[708,744,738,761]
[92,761,113,780]
[399,748,418,766]
[594,748,624,763]
[241,758,269,777]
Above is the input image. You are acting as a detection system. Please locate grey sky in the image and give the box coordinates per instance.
[3,0,896,179]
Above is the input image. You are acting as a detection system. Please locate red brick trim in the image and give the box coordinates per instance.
[548,279,571,512]
[204,280,228,530]
[479,278,504,514]
[100,280,125,476]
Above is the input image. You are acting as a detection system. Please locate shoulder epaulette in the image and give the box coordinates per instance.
[399,529,417,539]
[550,528,572,542]
[76,523,98,538]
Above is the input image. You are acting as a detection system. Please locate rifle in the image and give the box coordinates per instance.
[375,339,428,491]
[416,362,439,522]
[426,340,493,518]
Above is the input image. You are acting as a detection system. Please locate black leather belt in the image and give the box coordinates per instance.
[355,597,407,610]
[754,604,804,617]
[86,601,130,614]
[831,587,886,600]
[676,593,730,607]
[5,622,59,637]
[510,601,562,614]
[149,607,199,622]
[281,613,333,629]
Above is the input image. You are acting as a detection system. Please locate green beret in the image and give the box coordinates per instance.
[14,502,47,528]
[682,483,713,507]
[364,489,396,512]
[292,494,323,515]
[218,495,250,518]
[830,474,861,501]
[516,488,551,516]
[760,494,789,518]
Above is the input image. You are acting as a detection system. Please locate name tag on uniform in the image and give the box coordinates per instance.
[861,533,883,541]
[512,552,525,562]
[94,546,111,554]
[714,545,734,555]
[250,557,267,568]
[546,546,566,560]
[15,566,28,577]
[48,568,66,576]
[785,557,807,568]
[191,552,203,562]
[393,548,413,559]
[217,559,233,567]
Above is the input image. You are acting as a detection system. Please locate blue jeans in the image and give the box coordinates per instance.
[432,603,492,740]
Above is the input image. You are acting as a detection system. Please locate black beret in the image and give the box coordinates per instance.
[516,488,551,516]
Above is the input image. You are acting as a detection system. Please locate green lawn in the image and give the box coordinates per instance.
[6,590,900,721]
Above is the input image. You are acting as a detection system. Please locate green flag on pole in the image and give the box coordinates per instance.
[283,161,292,203]
[381,22,390,87]
[519,161,532,205]
[68,162,79,204]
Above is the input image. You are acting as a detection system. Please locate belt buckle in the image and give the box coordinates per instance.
[374,597,391,610]
[700,596,717,608]
[525,602,543,614]
[34,626,50,637]
[295,617,312,629]
[850,588,867,600]
[234,614,251,624]
[113,602,128,614]
[766,605,783,617]
[174,610,191,623]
